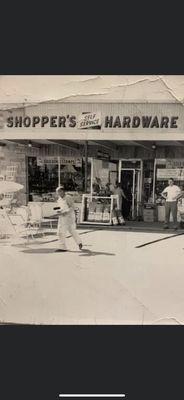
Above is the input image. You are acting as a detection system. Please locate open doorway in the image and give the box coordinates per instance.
[119,160,142,220]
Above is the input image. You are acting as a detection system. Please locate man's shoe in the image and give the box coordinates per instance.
[79,243,83,250]
[173,226,178,230]
[163,225,169,229]
[55,249,67,252]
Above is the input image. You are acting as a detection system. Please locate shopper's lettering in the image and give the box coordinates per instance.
[6,115,76,128]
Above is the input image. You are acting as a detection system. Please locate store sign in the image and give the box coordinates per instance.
[2,104,182,131]
[4,113,179,129]
[104,115,179,129]
[157,168,184,180]
[77,112,101,129]
[37,157,82,166]
[60,157,82,166]
[166,159,184,168]
[37,157,58,165]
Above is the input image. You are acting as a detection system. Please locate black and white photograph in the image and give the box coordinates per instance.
[0,75,184,325]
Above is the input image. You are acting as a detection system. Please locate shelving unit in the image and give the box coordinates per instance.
[80,194,119,225]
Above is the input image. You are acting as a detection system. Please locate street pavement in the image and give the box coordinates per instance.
[0,228,184,325]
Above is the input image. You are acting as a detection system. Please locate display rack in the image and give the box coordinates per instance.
[80,194,119,225]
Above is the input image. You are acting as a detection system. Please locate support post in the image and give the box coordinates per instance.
[84,141,88,193]
[58,156,61,187]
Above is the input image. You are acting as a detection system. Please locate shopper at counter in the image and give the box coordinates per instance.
[161,178,181,229]
[55,185,83,252]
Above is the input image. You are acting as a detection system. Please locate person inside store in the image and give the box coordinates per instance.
[161,178,181,230]
[93,177,102,194]
[112,181,127,214]
[55,185,83,252]
[105,182,111,196]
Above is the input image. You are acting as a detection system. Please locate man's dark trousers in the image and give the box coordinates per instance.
[165,201,178,226]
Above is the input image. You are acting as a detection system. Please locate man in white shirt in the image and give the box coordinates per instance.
[55,185,82,252]
[161,178,181,229]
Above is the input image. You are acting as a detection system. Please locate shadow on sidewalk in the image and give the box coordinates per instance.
[21,248,115,257]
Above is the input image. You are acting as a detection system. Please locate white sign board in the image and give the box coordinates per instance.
[77,112,101,129]
[157,168,184,180]
[37,157,82,167]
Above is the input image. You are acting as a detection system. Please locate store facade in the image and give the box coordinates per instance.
[1,101,184,224]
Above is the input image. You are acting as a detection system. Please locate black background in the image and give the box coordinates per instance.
[0,2,184,399]
[1,326,183,400]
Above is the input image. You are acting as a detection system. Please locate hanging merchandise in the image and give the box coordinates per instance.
[61,164,77,174]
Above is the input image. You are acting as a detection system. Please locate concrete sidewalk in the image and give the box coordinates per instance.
[78,221,184,234]
[0,228,184,325]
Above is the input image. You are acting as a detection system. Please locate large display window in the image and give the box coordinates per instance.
[153,159,184,203]
[91,159,118,195]
[28,156,92,201]
[152,159,184,222]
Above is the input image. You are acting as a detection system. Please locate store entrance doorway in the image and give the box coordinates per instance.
[118,159,143,220]
[120,169,141,219]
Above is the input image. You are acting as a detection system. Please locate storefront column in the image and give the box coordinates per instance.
[153,158,156,202]
[84,141,88,193]
[25,155,29,204]
[58,156,61,187]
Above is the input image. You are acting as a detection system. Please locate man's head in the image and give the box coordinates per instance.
[0,193,4,201]
[56,185,65,198]
[168,178,174,186]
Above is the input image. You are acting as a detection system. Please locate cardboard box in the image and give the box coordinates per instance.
[143,208,157,222]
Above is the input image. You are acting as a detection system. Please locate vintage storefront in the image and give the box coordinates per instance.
[1,101,184,224]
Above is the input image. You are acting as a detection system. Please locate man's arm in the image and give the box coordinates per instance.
[161,189,167,199]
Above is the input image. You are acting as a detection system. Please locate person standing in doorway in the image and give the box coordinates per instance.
[161,178,181,229]
[55,185,83,252]
[113,181,127,212]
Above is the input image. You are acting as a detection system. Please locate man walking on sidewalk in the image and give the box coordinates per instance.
[161,178,181,229]
[55,185,83,252]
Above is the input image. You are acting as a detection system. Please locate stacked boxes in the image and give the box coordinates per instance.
[143,204,157,222]
[87,202,96,222]
[102,206,111,222]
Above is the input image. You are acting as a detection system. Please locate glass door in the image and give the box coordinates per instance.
[120,167,141,220]
[134,169,141,218]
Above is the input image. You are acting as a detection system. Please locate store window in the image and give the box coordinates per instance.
[92,159,118,195]
[28,156,92,201]
[154,159,184,204]
[142,160,154,203]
